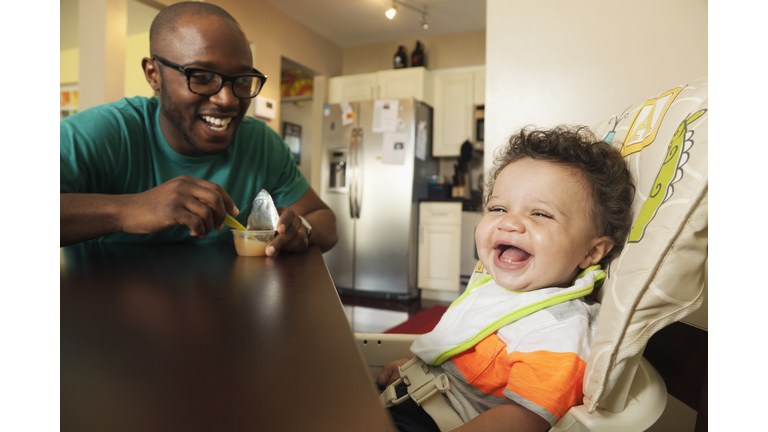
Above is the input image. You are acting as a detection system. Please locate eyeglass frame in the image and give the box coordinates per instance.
[151,55,267,99]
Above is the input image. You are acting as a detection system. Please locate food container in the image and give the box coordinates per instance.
[232,230,276,256]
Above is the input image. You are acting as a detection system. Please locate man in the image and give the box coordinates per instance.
[60,2,337,256]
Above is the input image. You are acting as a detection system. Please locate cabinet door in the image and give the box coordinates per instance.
[418,224,462,291]
[433,71,473,157]
[418,202,462,291]
[376,67,432,105]
[328,73,377,104]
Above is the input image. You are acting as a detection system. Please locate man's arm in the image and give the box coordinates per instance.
[60,176,238,247]
[267,186,338,255]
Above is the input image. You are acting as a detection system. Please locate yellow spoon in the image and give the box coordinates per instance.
[224,214,247,231]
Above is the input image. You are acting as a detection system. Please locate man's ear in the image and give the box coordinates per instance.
[579,236,614,269]
[142,57,161,91]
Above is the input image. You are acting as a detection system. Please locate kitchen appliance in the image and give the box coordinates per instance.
[321,99,438,299]
[473,104,484,150]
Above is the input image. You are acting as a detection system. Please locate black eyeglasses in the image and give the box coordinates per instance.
[151,55,267,99]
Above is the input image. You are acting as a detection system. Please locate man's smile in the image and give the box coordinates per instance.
[201,115,233,131]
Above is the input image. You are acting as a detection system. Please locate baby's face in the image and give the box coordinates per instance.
[475,158,609,292]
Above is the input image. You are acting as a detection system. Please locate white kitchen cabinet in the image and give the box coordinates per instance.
[418,202,462,292]
[328,72,377,103]
[432,66,485,157]
[328,67,433,106]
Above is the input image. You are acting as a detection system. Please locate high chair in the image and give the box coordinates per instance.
[354,77,708,432]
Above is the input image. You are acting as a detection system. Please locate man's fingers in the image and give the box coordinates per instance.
[268,209,303,254]
[183,197,214,237]
[182,177,235,229]
[173,207,206,238]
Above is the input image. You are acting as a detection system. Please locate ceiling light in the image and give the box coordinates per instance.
[386,1,429,30]
[419,15,429,30]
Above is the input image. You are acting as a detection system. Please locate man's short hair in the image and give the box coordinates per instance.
[149,1,240,56]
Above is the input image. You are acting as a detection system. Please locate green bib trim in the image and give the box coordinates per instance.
[431,265,604,366]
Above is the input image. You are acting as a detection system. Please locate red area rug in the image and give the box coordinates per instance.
[383,305,448,334]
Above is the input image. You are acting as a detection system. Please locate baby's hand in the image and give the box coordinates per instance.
[377,355,415,387]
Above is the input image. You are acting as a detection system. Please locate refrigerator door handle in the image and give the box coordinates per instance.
[348,128,358,219]
[355,128,364,219]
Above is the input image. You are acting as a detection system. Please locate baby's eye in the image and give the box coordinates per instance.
[487,206,506,213]
[532,211,553,219]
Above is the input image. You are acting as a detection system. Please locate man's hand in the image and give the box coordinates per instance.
[60,175,238,246]
[120,175,238,238]
[377,356,415,387]
[265,207,308,256]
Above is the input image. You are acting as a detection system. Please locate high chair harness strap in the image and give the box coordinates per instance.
[379,356,464,431]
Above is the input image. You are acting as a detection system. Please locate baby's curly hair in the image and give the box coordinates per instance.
[484,125,634,267]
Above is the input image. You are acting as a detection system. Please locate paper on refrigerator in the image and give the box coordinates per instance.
[382,132,409,165]
[340,101,355,126]
[372,100,399,133]
[416,120,427,161]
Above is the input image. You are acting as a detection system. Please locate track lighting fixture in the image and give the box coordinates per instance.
[385,1,429,30]
[419,15,428,30]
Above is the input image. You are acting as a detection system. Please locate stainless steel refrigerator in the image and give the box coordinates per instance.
[321,99,438,300]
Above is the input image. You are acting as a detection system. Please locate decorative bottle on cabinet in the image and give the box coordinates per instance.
[411,41,424,67]
[393,44,408,69]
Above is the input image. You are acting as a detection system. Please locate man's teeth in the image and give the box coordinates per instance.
[202,115,232,130]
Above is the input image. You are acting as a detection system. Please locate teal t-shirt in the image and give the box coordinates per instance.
[60,96,309,243]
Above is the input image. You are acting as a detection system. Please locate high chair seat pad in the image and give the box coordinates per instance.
[583,76,708,411]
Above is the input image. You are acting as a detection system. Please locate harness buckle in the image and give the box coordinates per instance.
[381,357,451,407]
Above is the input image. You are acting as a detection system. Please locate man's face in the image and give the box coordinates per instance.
[475,158,609,292]
[156,16,253,157]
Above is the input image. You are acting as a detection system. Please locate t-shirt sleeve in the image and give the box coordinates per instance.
[60,106,131,194]
[501,317,592,426]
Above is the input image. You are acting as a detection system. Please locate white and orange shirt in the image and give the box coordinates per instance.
[410,267,602,426]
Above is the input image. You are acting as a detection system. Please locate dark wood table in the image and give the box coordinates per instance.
[61,242,395,432]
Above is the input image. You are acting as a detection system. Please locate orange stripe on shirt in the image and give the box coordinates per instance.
[451,334,586,419]
[452,334,511,399]
[506,350,586,419]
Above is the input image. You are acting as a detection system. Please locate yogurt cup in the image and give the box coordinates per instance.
[232,230,276,256]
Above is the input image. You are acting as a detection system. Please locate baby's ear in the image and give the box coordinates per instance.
[579,237,614,269]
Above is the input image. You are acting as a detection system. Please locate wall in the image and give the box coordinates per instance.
[60,48,79,84]
[280,100,314,181]
[60,31,155,99]
[342,31,485,75]
[485,0,707,173]
[204,0,343,133]
[124,31,155,98]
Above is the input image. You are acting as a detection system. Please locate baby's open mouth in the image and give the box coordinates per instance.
[498,245,532,264]
[201,115,232,131]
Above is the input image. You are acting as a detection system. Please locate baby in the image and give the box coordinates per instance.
[378,125,634,432]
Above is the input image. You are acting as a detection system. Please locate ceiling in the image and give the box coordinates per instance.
[61,0,485,51]
[259,0,486,48]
